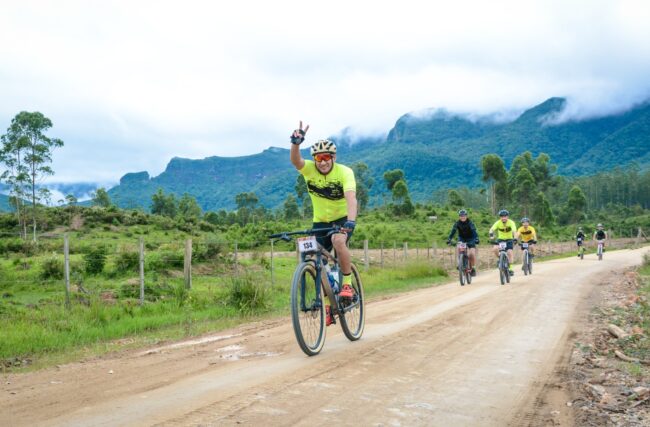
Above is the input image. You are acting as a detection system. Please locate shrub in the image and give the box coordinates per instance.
[84,245,107,275]
[115,250,139,274]
[227,273,271,314]
[40,256,64,280]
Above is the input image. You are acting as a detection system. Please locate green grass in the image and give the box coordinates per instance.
[0,254,447,370]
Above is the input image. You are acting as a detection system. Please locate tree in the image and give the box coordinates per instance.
[2,112,64,241]
[283,195,300,220]
[481,154,508,214]
[533,191,555,226]
[511,167,537,217]
[447,189,465,209]
[234,192,259,225]
[391,179,415,216]
[65,194,77,206]
[151,188,177,217]
[565,185,587,223]
[294,175,312,219]
[0,130,30,238]
[351,162,374,212]
[383,169,405,191]
[92,187,112,208]
[178,193,202,220]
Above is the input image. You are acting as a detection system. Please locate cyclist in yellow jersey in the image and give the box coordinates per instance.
[290,121,358,300]
[489,209,516,276]
[515,217,537,259]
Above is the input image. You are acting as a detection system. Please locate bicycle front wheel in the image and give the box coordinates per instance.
[522,251,529,276]
[458,254,466,286]
[339,264,365,341]
[465,256,472,285]
[291,261,326,356]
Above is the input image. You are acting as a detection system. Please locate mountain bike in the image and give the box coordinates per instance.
[492,240,511,285]
[269,226,365,356]
[449,240,472,286]
[577,238,585,260]
[596,240,605,261]
[520,241,533,275]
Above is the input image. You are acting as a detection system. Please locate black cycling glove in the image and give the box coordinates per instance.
[290,129,306,145]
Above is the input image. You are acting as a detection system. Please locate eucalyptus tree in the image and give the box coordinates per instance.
[2,112,63,241]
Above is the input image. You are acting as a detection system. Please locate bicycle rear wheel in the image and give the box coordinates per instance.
[458,254,466,286]
[339,264,365,341]
[291,261,326,356]
[580,247,584,260]
[528,254,533,275]
[504,256,511,283]
[598,245,603,261]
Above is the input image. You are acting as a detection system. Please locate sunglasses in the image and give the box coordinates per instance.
[314,153,333,162]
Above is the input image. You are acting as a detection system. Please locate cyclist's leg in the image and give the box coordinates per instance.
[313,221,334,252]
[466,242,476,267]
[529,243,535,256]
[332,233,351,275]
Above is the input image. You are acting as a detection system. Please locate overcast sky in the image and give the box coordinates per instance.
[1,0,649,185]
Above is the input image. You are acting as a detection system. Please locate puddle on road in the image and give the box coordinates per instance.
[137,333,244,356]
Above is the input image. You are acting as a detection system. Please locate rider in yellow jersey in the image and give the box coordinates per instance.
[489,209,516,276]
[289,121,358,301]
[515,217,537,257]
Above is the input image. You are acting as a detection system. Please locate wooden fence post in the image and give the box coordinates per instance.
[403,242,408,261]
[64,234,70,309]
[234,241,239,272]
[184,239,192,289]
[393,241,397,264]
[363,239,369,271]
[270,239,275,285]
[380,242,384,268]
[139,237,145,305]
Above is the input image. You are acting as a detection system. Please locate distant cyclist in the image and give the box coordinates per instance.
[446,209,479,276]
[515,217,537,258]
[289,121,357,300]
[489,209,516,276]
[575,227,586,257]
[593,223,608,248]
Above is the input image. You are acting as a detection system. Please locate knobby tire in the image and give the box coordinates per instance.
[339,263,365,341]
[290,261,326,356]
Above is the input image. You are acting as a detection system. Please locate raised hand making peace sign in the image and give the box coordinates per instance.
[290,120,310,145]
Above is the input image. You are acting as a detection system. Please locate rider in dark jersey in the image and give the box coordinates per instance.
[446,209,479,276]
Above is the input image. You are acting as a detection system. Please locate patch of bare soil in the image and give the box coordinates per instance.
[531,270,650,426]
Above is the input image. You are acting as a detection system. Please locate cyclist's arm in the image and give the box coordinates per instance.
[290,143,305,170]
[447,223,457,241]
[514,229,520,240]
[469,221,478,241]
[345,190,357,221]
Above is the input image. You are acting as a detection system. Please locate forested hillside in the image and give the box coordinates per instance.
[102,97,650,211]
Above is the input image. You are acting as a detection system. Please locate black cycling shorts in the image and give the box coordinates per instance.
[495,239,514,251]
[312,217,353,252]
[458,239,476,249]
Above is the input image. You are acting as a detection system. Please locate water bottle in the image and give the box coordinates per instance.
[325,264,339,293]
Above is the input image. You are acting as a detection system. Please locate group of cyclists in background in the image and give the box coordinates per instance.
[447,209,609,277]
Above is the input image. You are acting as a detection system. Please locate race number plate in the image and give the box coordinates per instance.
[521,242,529,249]
[297,236,318,253]
[499,242,507,250]
[458,242,467,251]
[577,238,583,242]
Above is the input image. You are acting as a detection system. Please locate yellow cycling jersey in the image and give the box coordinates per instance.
[489,219,517,240]
[517,225,537,242]
[299,160,356,223]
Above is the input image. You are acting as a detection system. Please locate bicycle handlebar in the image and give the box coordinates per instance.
[268,226,341,241]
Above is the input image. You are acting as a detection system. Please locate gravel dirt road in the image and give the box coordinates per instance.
[2,247,648,426]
